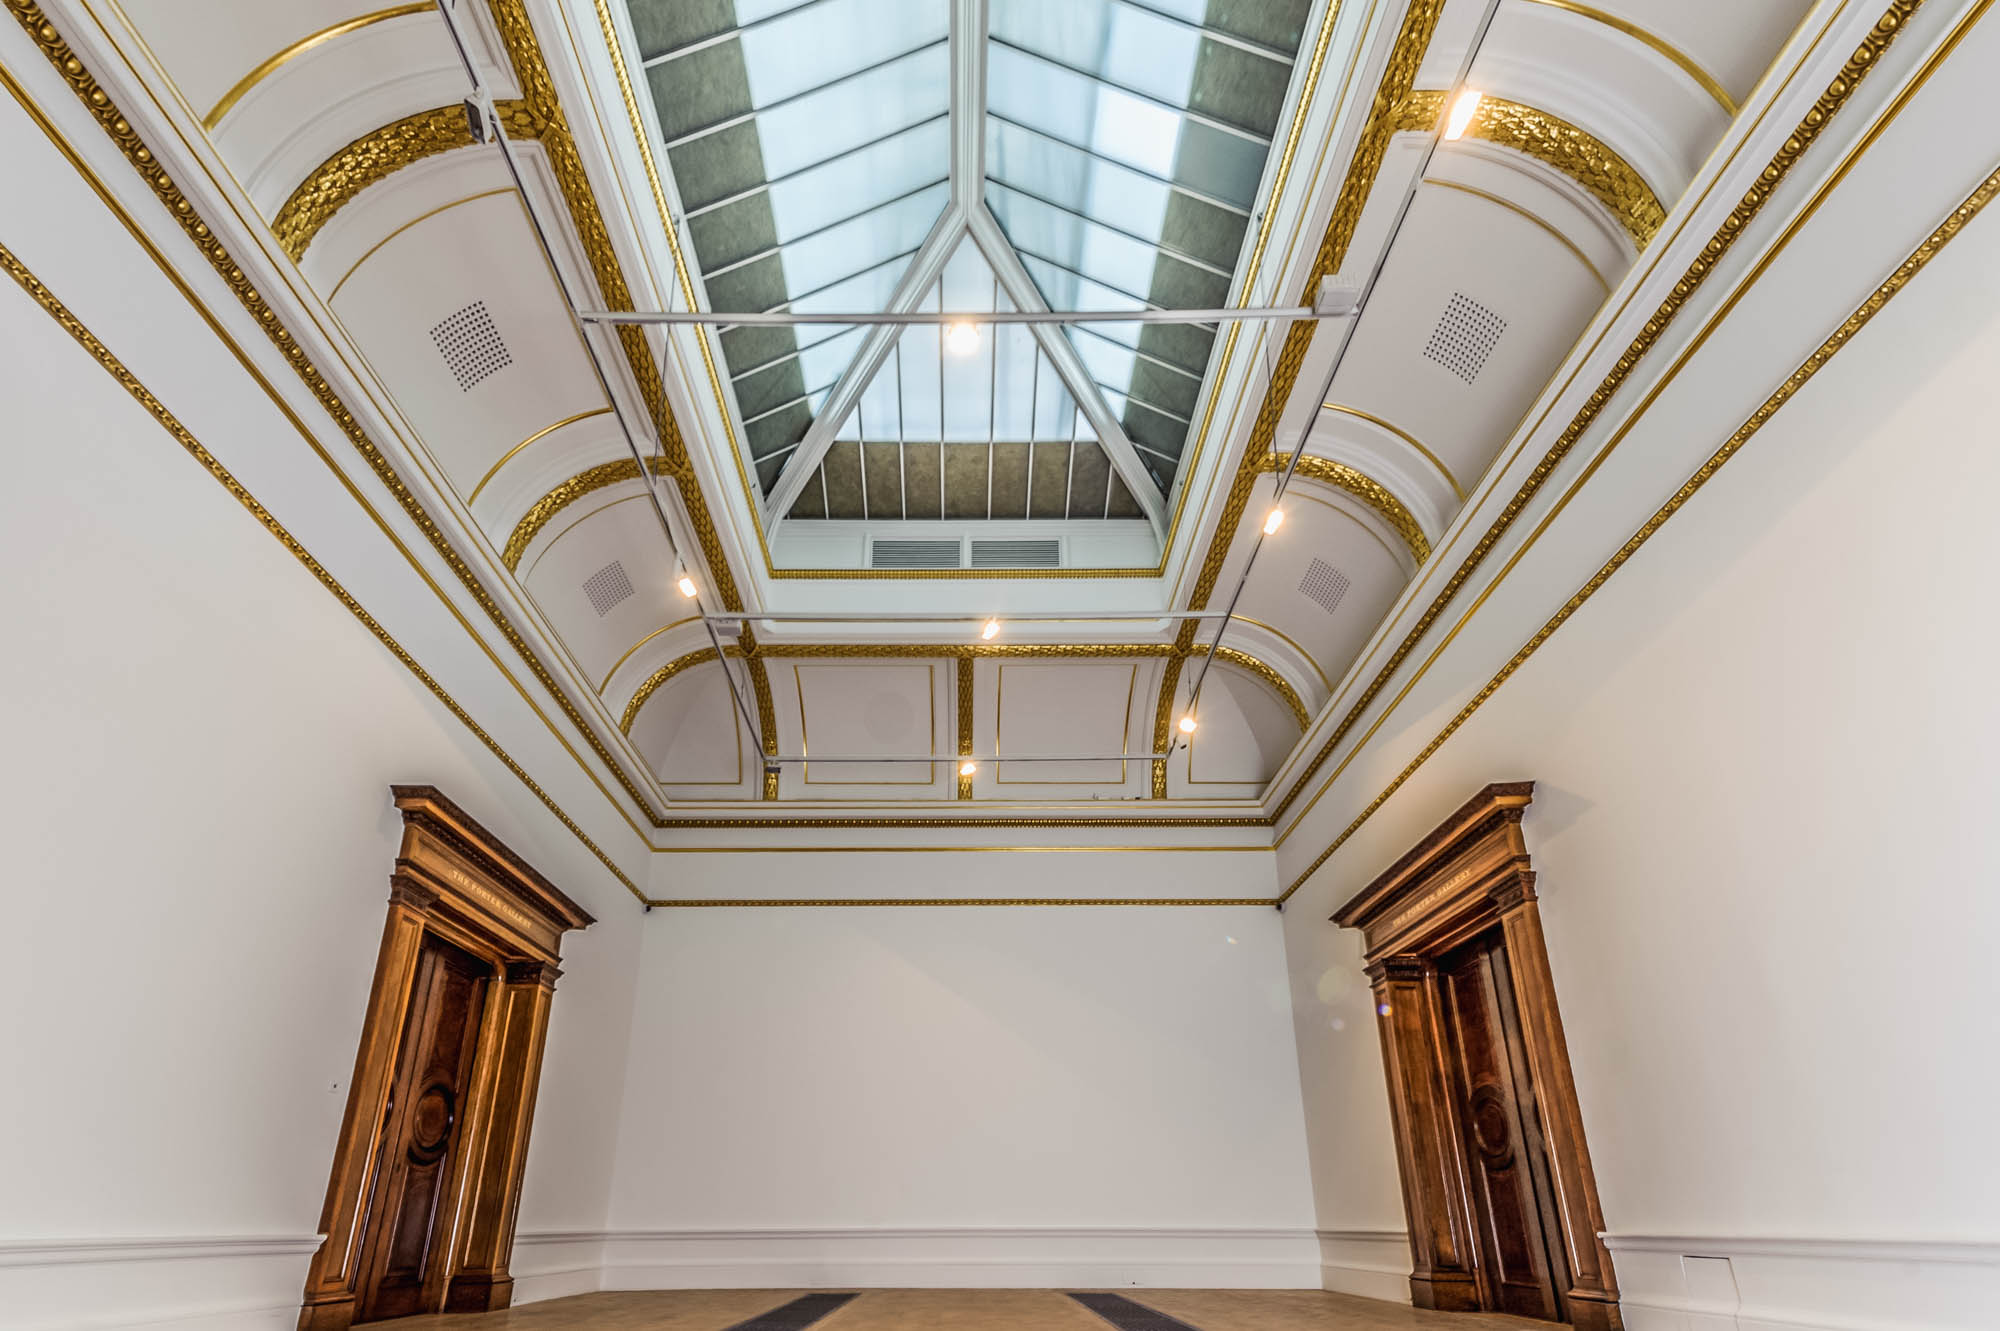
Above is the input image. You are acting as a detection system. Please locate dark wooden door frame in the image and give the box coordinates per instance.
[1331,782,1620,1331]
[298,787,593,1330]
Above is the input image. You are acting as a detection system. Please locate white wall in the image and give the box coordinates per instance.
[0,76,645,1328]
[1278,139,2000,1327]
[599,853,1321,1288]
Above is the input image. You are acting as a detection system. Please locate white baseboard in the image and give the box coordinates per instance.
[525,1227,1321,1291]
[1315,1229,1410,1303]
[1605,1234,2000,1331]
[510,1232,607,1304]
[0,1235,322,1331]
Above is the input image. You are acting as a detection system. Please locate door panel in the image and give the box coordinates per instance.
[1441,937,1567,1321]
[355,936,489,1322]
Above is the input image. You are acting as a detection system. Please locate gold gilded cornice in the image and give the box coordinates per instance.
[1265,0,1925,829]
[1151,0,1449,800]
[660,814,1269,831]
[271,101,543,260]
[2,0,677,825]
[0,239,642,904]
[955,658,975,800]
[1397,89,1665,250]
[1258,453,1430,564]
[620,646,739,733]
[502,455,669,570]
[1280,159,2000,905]
[1212,648,1310,731]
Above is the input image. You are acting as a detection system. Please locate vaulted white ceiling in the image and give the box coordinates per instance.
[85,0,1814,821]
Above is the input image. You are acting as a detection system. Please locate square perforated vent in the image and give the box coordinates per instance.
[430,300,512,391]
[582,560,634,616]
[870,539,963,569]
[1423,292,1506,383]
[1299,557,1352,615]
[970,538,1061,569]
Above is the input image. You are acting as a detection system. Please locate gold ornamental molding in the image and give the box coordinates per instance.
[1264,0,1927,830]
[620,646,739,733]
[1212,648,1310,731]
[0,238,643,904]
[271,100,544,260]
[1,0,682,828]
[469,405,613,503]
[1256,452,1430,565]
[202,3,433,131]
[1397,89,1666,251]
[502,455,670,570]
[1150,0,1450,801]
[955,658,975,800]
[1279,161,2000,904]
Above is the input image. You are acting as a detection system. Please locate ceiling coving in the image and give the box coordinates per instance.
[77,0,1808,820]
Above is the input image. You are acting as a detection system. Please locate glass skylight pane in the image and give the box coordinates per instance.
[738,0,945,107]
[756,45,949,177]
[766,184,948,306]
[765,118,949,239]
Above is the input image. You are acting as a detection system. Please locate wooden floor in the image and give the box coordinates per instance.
[399,1289,1550,1330]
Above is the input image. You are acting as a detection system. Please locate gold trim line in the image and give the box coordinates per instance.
[0,242,643,904]
[201,3,432,131]
[1280,162,2000,903]
[1521,0,1736,115]
[469,407,612,504]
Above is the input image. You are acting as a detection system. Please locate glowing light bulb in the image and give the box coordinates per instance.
[959,759,978,777]
[981,617,1000,641]
[944,321,980,356]
[677,574,697,598]
[1263,507,1285,535]
[1443,88,1483,141]
[1178,714,1198,734]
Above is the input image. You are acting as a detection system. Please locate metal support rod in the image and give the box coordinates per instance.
[1181,0,1507,729]
[779,752,1176,764]
[704,610,1240,623]
[433,0,768,756]
[579,306,1316,328]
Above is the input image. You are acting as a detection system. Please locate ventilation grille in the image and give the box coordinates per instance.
[582,560,635,615]
[870,539,963,569]
[1299,558,1352,615]
[1423,292,1506,383]
[430,300,512,391]
[970,538,1061,569]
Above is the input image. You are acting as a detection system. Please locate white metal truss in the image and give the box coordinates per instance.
[759,0,1168,535]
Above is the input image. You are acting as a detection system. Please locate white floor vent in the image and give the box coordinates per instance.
[870,539,963,569]
[970,538,1061,569]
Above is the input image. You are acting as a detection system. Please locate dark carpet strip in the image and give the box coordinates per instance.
[723,1292,861,1331]
[1067,1292,1204,1331]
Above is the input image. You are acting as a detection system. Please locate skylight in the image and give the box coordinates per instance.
[624,0,1314,526]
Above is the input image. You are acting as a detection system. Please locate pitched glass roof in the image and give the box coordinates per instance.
[623,0,1315,520]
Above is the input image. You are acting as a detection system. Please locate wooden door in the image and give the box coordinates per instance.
[353,935,490,1322]
[1439,933,1570,1321]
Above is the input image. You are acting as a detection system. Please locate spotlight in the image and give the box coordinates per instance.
[944,321,980,356]
[1178,714,1198,734]
[677,573,698,598]
[1443,88,1484,141]
[959,759,978,777]
[1263,507,1285,535]
[981,617,1000,641]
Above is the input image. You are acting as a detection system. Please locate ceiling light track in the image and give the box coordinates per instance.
[434,0,768,761]
[1178,0,1506,741]
[579,306,1314,328]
